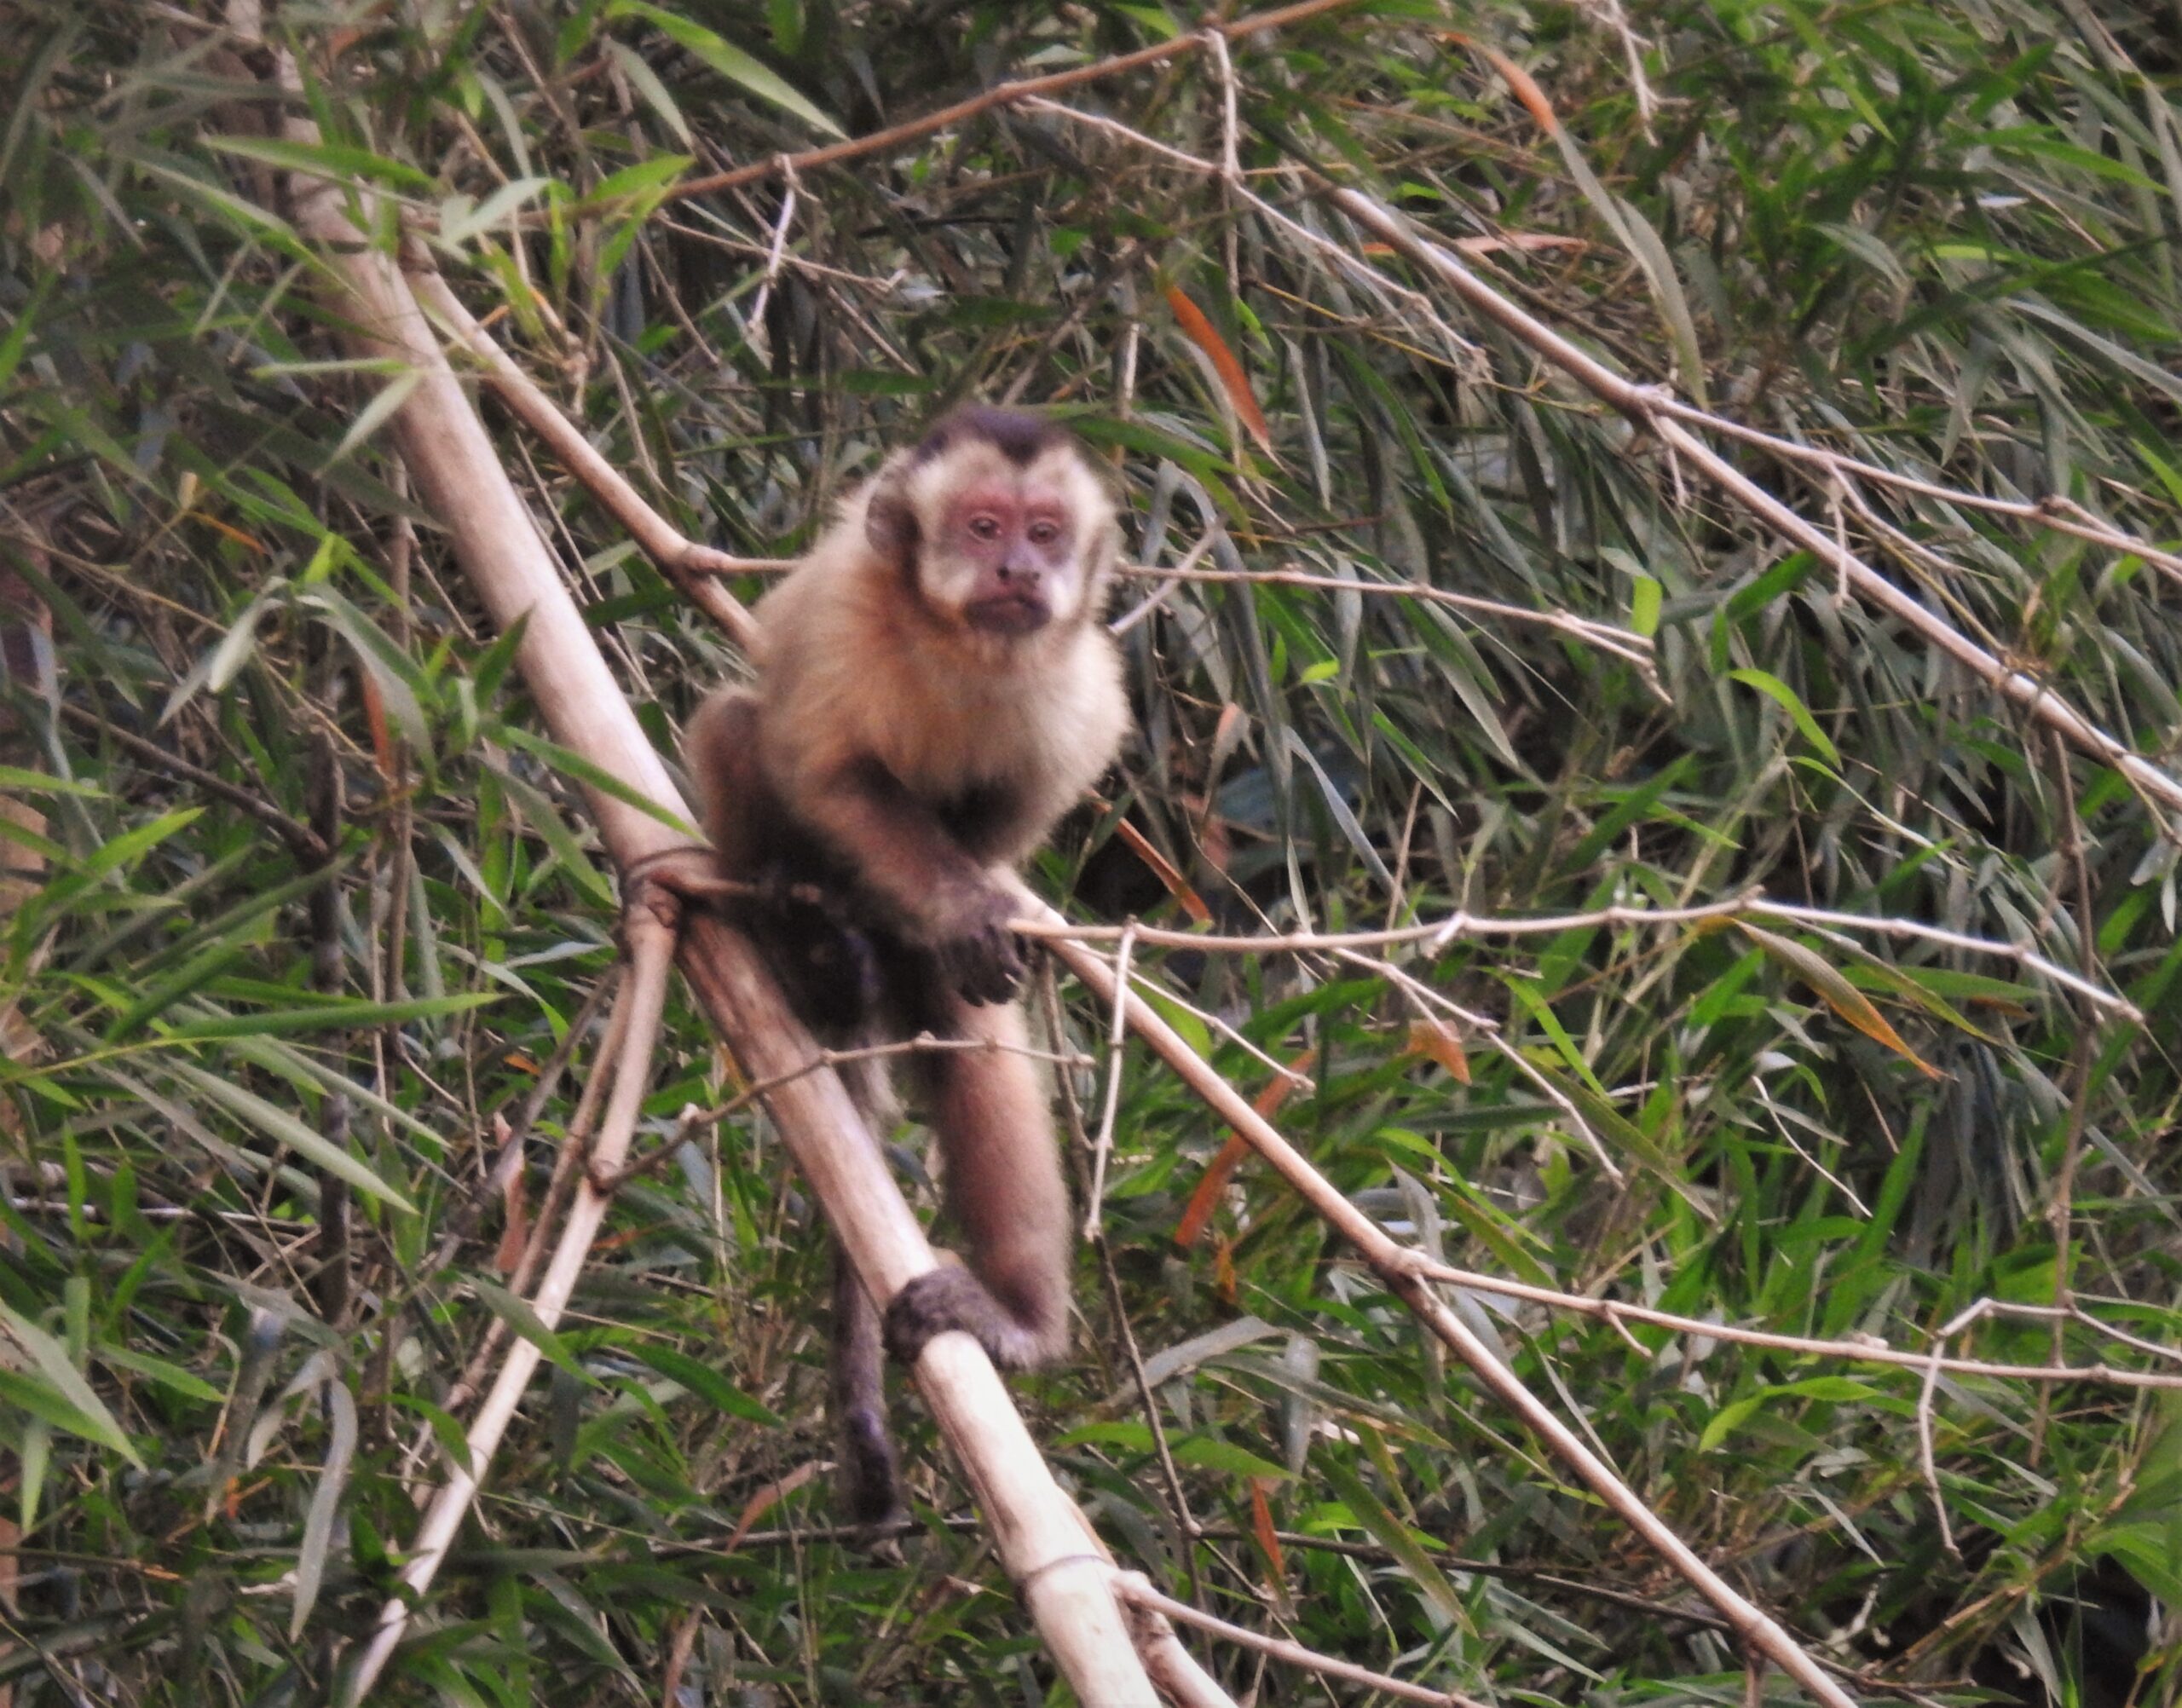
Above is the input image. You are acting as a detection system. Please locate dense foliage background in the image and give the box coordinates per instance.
[4,0,2182,1701]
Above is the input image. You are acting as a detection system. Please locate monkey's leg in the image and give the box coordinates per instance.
[830,1241,906,1528]
[884,996,1071,1370]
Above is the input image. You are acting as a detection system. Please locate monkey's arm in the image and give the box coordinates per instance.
[795,756,1025,1002]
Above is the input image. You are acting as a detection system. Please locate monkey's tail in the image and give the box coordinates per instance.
[834,1046,901,1138]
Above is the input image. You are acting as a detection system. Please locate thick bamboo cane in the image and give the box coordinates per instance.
[278,153,1161,1708]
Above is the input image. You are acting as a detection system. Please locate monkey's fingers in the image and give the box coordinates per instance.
[937,924,1025,1005]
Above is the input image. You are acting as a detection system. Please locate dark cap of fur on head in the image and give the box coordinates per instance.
[909,405,1071,469]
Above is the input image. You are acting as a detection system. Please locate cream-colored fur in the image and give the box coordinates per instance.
[754,449,1129,868]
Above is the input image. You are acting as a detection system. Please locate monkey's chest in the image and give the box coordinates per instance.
[926,778,1026,863]
[875,695,1062,859]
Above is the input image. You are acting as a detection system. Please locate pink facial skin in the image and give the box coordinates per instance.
[952,488,1075,635]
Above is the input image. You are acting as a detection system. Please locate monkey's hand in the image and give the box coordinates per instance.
[884,1267,1063,1371]
[925,883,1025,1005]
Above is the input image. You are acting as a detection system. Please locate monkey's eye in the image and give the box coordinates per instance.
[1026,520,1059,546]
[967,515,1002,540]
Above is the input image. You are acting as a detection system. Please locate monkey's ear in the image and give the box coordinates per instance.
[863,476,919,573]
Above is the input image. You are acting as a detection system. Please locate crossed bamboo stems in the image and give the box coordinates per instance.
[221,3,2182,1703]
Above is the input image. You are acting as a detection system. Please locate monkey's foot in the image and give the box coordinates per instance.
[883,1268,1063,1371]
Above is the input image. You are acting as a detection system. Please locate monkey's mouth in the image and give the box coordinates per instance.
[965,594,1051,635]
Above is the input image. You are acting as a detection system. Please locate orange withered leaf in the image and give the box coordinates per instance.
[1405,1019,1471,1084]
[1163,283,1276,456]
[1442,31,1561,134]
[1175,1050,1317,1248]
[1249,1476,1287,1587]
[1112,817,1211,923]
[355,670,398,782]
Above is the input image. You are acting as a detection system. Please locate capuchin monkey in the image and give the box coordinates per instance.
[684,406,1129,1526]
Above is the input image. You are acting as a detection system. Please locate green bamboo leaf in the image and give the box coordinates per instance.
[95,1345,222,1403]
[607,3,843,137]
[122,147,305,247]
[299,588,434,758]
[437,176,555,245]
[495,725,701,838]
[488,765,618,909]
[321,369,424,471]
[0,1304,141,1467]
[16,1419,48,1533]
[470,1280,590,1381]
[580,152,695,208]
[1728,667,1840,768]
[290,1377,356,1638]
[204,135,438,194]
[1319,1455,1467,1625]
[1169,1437,1292,1480]
[153,991,501,1044]
[624,1346,783,1427]
[0,765,100,798]
[163,1061,419,1212]
[0,273,53,395]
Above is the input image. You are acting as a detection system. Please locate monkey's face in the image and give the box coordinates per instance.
[877,440,1115,641]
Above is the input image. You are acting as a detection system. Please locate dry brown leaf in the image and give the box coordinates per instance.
[1442,32,1561,133]
[492,1116,528,1274]
[1249,1476,1289,1604]
[724,1461,823,1552]
[356,670,398,784]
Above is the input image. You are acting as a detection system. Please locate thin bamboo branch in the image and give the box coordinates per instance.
[410,268,772,655]
[1646,400,2182,591]
[1013,894,2139,1022]
[672,0,1366,200]
[1316,184,2182,821]
[1400,1260,2182,1390]
[55,702,330,862]
[1118,1572,1487,1706]
[1113,560,1660,672]
[273,104,1163,1708]
[344,884,678,1700]
[1129,1607,1240,1708]
[1015,883,1862,1708]
[1084,925,1136,1234]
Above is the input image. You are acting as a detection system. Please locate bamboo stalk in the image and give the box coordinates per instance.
[274,100,1161,1708]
